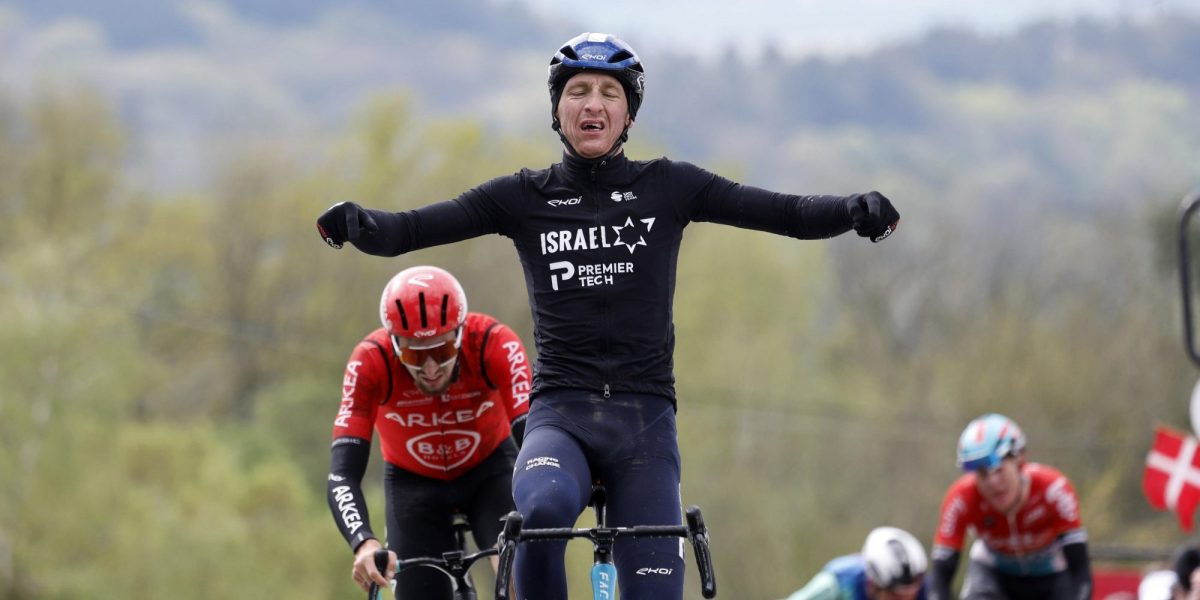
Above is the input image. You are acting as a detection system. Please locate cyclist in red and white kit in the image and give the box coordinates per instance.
[325,265,532,599]
[929,413,1091,600]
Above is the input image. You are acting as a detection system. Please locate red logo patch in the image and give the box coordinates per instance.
[406,430,481,471]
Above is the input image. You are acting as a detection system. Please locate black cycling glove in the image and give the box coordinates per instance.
[317,201,379,249]
[846,191,900,242]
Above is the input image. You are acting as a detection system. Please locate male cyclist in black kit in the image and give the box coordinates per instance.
[317,32,900,600]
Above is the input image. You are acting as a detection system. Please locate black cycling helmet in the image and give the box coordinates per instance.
[1174,544,1200,591]
[547,32,645,135]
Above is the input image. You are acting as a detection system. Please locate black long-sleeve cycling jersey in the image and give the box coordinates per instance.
[351,152,857,403]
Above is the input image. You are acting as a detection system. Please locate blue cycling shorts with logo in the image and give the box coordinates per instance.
[512,389,685,600]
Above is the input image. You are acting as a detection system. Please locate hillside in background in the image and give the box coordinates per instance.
[4,3,1200,598]
[8,0,564,49]
[2,1,1198,199]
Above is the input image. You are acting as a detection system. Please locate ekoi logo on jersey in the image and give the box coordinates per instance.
[541,216,655,290]
[406,430,482,471]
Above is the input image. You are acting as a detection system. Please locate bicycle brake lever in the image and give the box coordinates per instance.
[494,511,524,600]
[685,506,717,598]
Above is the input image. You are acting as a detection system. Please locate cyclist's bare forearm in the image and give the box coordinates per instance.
[781,570,841,600]
[327,437,377,551]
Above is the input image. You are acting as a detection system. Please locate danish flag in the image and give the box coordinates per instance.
[1144,426,1200,531]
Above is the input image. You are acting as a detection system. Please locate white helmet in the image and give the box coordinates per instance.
[862,527,928,589]
[1138,570,1177,600]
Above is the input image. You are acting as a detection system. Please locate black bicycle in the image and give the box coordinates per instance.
[366,513,499,600]
[493,485,717,599]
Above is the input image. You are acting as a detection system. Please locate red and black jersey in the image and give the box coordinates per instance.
[934,462,1086,576]
[332,312,531,481]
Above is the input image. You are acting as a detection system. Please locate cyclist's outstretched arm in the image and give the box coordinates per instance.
[779,571,841,600]
[316,177,522,256]
[928,545,960,600]
[1062,538,1092,600]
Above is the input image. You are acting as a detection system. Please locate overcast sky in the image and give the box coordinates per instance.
[512,0,1200,59]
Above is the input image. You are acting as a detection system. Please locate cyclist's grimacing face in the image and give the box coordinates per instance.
[392,329,459,394]
[556,72,631,159]
[974,456,1023,512]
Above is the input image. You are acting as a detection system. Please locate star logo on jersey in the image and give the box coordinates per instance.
[611,216,655,254]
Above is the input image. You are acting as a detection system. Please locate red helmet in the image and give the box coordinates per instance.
[379,266,468,367]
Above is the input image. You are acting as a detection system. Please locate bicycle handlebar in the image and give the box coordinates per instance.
[367,550,388,600]
[493,506,717,599]
[367,545,499,600]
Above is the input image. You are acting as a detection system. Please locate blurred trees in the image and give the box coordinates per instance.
[3,27,1200,600]
[0,87,545,598]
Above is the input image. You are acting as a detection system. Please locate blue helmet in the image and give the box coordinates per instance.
[956,414,1026,472]
[547,32,646,131]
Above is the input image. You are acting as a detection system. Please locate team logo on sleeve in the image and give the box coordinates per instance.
[334,360,363,428]
[1045,478,1079,521]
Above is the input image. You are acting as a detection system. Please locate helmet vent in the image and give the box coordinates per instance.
[439,294,449,326]
[887,539,914,584]
[394,300,409,330]
[418,292,428,328]
[608,50,633,64]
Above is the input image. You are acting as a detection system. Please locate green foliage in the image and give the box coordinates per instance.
[4,28,1200,597]
[12,420,342,599]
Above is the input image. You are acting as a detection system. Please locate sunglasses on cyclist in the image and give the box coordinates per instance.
[390,328,462,368]
[961,452,1018,474]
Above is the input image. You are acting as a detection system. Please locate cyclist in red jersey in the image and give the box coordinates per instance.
[325,265,532,599]
[929,413,1091,600]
